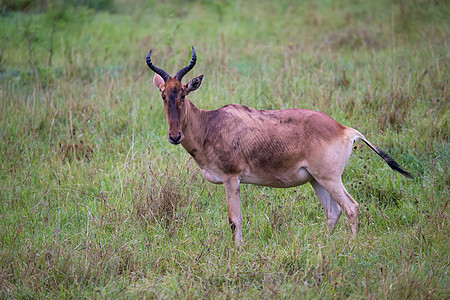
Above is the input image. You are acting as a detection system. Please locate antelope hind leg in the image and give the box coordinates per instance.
[316,178,360,236]
[310,179,342,233]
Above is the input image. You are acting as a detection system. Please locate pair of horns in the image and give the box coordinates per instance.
[146,46,197,83]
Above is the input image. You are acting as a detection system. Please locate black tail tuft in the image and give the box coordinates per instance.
[359,138,414,179]
[377,149,414,179]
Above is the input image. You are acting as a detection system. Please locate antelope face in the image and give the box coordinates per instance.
[146,47,203,145]
[155,77,186,144]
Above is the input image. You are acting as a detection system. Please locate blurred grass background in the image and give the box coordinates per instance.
[0,0,448,298]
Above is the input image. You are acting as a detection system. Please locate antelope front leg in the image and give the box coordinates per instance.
[223,176,243,246]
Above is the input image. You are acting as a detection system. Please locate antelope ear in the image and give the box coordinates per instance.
[153,74,165,92]
[185,75,204,95]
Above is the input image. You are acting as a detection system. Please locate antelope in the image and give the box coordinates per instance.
[145,47,413,246]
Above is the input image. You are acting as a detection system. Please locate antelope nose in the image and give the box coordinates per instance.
[169,134,182,144]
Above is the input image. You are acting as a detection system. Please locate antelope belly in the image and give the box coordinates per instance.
[241,167,313,188]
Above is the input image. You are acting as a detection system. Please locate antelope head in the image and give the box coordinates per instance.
[146,47,204,145]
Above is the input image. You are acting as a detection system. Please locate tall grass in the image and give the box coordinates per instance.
[0,0,448,298]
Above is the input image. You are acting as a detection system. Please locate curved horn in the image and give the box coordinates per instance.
[174,46,197,82]
[146,50,170,82]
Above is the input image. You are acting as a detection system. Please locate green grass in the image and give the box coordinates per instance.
[0,0,449,298]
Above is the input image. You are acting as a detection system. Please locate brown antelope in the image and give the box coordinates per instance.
[145,47,413,245]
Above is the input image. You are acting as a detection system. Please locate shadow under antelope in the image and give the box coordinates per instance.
[145,47,413,246]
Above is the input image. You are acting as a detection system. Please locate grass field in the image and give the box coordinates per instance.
[0,0,449,298]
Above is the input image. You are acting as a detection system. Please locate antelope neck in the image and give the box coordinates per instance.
[180,99,207,152]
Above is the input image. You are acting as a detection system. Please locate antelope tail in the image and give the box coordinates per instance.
[351,130,414,179]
